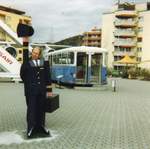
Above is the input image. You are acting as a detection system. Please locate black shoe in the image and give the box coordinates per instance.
[39,126,50,136]
[27,127,34,138]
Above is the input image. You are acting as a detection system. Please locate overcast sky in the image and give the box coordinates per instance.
[0,0,114,42]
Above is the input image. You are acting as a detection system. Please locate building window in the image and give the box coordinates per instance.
[19,50,22,54]
[118,3,135,10]
[147,2,150,10]
[138,37,142,42]
[137,57,141,62]
[138,16,144,22]
[114,56,122,61]
[18,58,22,61]
[137,47,142,52]
[125,48,131,52]
[138,27,143,32]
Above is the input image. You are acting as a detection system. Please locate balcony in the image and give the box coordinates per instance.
[83,36,101,41]
[114,29,136,37]
[114,38,136,47]
[115,10,137,18]
[137,31,142,38]
[113,62,134,66]
[84,32,101,35]
[138,22,143,28]
[137,42,142,47]
[114,19,137,27]
[113,51,136,56]
[87,42,101,46]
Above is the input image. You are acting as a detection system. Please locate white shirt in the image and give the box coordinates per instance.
[33,59,40,67]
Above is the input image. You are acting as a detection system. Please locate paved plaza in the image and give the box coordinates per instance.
[0,79,150,149]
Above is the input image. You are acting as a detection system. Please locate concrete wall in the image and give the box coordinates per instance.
[139,11,150,68]
[101,13,115,68]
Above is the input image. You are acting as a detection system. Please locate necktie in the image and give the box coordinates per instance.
[35,60,38,67]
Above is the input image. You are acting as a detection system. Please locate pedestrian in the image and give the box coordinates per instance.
[20,47,52,138]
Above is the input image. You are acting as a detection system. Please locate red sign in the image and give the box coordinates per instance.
[0,51,13,64]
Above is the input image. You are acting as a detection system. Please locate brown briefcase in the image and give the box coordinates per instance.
[45,94,59,113]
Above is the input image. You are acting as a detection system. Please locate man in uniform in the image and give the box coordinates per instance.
[20,47,52,138]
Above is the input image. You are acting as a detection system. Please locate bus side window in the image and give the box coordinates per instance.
[53,55,57,64]
[67,58,71,64]
[53,54,61,64]
[58,54,61,64]
[53,52,74,65]
[68,52,74,64]
[61,53,67,64]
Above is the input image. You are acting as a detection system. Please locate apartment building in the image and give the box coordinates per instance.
[102,2,150,70]
[0,5,31,63]
[82,27,101,47]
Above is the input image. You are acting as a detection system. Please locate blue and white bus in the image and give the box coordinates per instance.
[48,46,108,87]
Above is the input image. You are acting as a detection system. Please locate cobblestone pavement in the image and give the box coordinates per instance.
[0,79,150,149]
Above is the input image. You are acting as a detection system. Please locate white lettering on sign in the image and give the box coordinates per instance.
[0,51,13,64]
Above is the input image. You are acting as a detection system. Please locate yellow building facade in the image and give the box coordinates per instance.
[82,27,101,47]
[0,5,32,62]
[102,2,150,70]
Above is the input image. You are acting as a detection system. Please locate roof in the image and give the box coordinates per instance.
[48,46,107,55]
[0,5,25,15]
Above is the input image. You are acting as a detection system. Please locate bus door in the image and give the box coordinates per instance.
[91,53,102,84]
[76,52,88,83]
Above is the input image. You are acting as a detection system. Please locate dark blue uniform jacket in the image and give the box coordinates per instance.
[20,59,51,96]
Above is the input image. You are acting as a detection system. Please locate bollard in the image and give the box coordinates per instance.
[112,79,116,92]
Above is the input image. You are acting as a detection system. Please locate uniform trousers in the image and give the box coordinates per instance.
[26,90,46,131]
